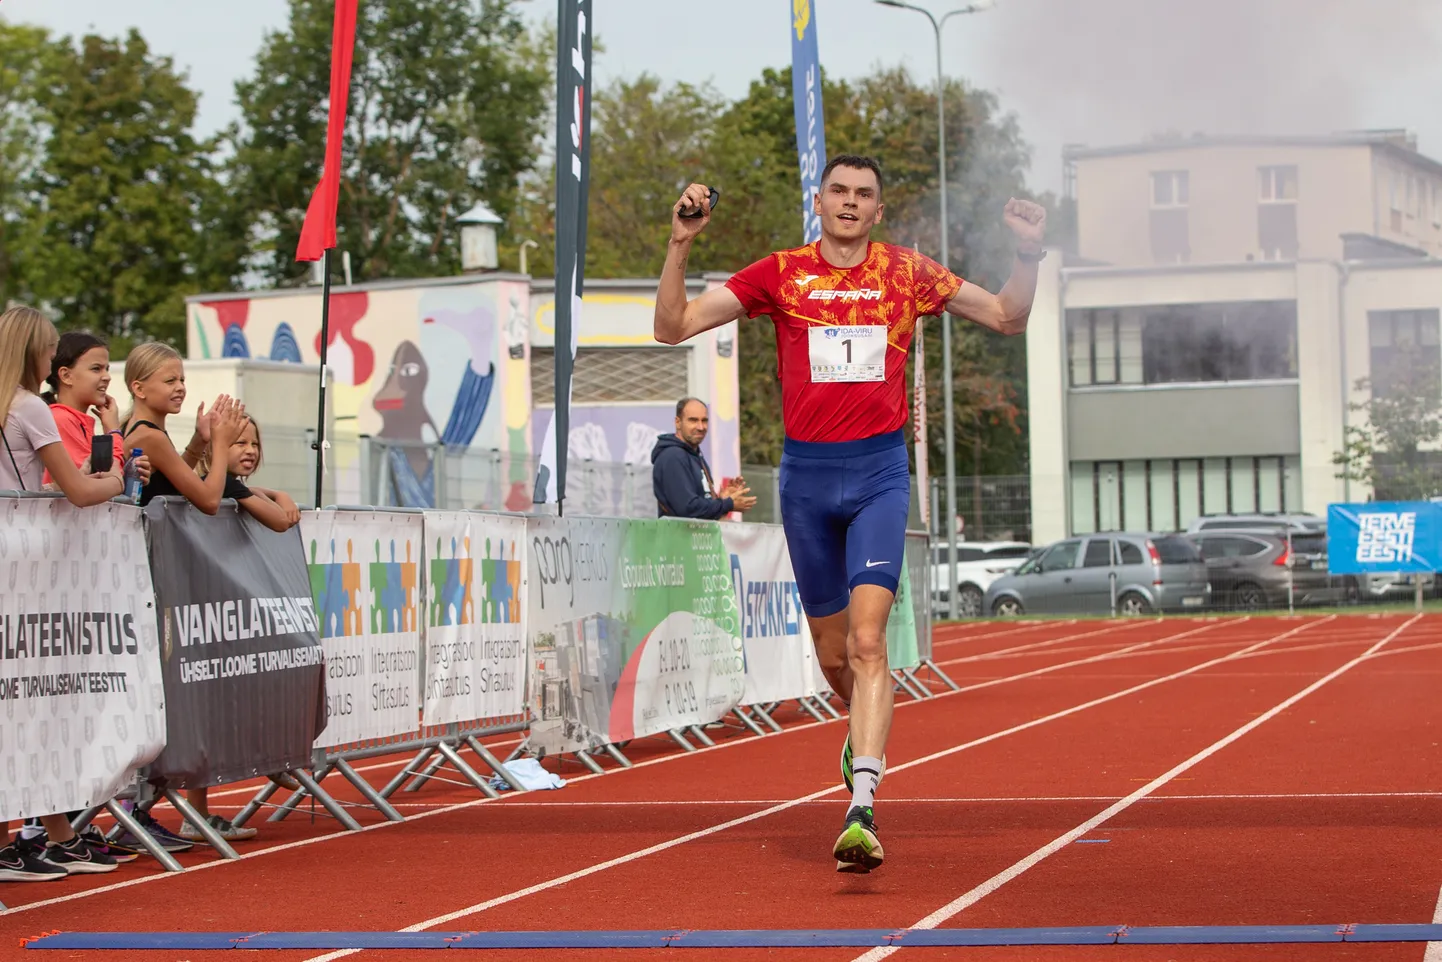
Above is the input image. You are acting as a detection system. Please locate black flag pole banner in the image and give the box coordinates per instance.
[534,0,593,512]
[144,498,327,788]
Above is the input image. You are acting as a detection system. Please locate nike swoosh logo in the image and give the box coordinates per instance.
[865,560,890,568]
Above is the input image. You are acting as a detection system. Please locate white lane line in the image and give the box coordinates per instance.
[849,612,1423,962]
[298,617,1338,962]
[1424,879,1442,961]
[940,621,1149,666]
[932,619,1076,648]
[0,617,1313,920]
[286,791,1442,809]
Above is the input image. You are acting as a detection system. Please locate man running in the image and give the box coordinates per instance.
[652,155,1045,872]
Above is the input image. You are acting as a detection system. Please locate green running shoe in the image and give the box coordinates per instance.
[833,805,884,873]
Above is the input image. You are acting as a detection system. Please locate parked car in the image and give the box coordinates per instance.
[1184,514,1433,602]
[1184,530,1342,609]
[1186,512,1327,535]
[929,540,1034,618]
[984,533,1211,617]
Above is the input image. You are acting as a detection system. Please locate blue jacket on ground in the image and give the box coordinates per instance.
[651,433,733,519]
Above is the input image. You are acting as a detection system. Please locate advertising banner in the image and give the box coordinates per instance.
[527,517,744,755]
[722,521,820,704]
[420,512,528,726]
[1327,501,1442,575]
[0,498,167,821]
[302,509,423,747]
[145,498,327,788]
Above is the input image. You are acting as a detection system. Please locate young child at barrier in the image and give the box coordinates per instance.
[108,343,268,847]
[0,306,136,882]
[196,413,301,533]
[39,331,152,487]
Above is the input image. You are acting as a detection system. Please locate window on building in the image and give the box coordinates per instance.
[1368,309,1441,400]
[1258,166,1298,202]
[1068,302,1297,387]
[1151,171,1189,208]
[1070,456,1300,535]
[1149,170,1190,264]
[531,346,690,405]
[1433,182,1441,227]
[1257,165,1299,261]
[1141,302,1297,384]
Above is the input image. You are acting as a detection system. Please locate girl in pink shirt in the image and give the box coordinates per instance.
[40,332,140,484]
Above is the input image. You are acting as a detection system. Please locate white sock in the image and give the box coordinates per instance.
[850,755,882,811]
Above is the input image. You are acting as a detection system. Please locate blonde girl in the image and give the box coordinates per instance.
[118,342,246,512]
[0,306,125,880]
[197,415,301,533]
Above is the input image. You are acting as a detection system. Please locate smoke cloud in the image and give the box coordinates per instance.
[973,0,1442,186]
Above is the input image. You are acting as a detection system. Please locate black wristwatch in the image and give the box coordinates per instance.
[1016,247,1047,263]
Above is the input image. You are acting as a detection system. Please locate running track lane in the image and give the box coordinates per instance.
[934,614,1442,962]
[298,615,1416,962]
[843,612,1432,962]
[248,616,1383,962]
[0,618,1191,924]
[4,615,1405,962]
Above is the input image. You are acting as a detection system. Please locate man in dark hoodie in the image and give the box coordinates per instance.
[652,397,755,519]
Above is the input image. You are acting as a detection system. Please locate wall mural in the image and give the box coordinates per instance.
[190,281,532,511]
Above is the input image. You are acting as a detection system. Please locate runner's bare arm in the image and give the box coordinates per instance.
[654,183,748,345]
[944,197,1047,337]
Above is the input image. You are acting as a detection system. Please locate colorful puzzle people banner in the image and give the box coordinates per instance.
[303,510,424,747]
[420,511,528,726]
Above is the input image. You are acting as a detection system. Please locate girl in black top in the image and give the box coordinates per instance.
[118,343,245,511]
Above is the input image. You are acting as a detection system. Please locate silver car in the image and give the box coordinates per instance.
[984,533,1212,617]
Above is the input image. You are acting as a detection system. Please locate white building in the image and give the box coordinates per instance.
[1026,131,1442,543]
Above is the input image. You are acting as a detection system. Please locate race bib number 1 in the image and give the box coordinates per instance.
[809,325,887,383]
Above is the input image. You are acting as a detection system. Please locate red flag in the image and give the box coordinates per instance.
[295,0,359,262]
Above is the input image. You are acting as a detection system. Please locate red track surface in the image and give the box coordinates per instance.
[6,612,1442,961]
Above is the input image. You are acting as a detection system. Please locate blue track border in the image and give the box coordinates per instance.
[22,924,1442,950]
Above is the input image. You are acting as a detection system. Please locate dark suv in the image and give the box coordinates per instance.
[1186,529,1341,610]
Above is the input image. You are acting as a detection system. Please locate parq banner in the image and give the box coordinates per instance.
[145,498,327,788]
[527,517,745,755]
[0,497,167,821]
[303,509,424,748]
[420,512,528,726]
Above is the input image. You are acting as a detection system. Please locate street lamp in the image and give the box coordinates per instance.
[876,0,994,621]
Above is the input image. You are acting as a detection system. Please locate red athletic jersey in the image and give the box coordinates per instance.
[725,241,962,442]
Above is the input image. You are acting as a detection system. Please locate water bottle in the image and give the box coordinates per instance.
[123,449,143,503]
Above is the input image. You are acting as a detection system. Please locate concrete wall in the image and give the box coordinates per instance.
[1026,256,1068,544]
[1068,384,1301,461]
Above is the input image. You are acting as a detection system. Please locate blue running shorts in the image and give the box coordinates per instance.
[778,429,911,618]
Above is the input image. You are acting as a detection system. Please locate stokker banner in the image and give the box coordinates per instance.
[0,497,167,821]
[145,498,327,787]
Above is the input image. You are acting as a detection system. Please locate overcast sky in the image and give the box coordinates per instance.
[5,0,1442,194]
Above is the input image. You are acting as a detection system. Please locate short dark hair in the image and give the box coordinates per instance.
[820,154,884,196]
[675,396,707,418]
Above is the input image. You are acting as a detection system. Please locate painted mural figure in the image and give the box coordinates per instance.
[373,338,495,509]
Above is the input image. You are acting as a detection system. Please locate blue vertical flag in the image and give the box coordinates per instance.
[790,0,827,244]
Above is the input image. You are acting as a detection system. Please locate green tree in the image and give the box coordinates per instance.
[0,22,64,306]
[1333,361,1442,500]
[19,29,227,346]
[230,0,549,286]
